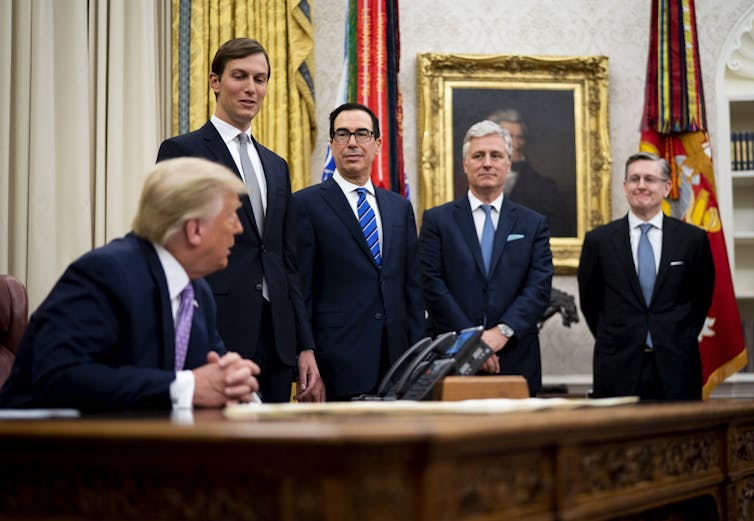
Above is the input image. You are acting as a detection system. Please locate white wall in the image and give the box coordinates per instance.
[311,0,752,378]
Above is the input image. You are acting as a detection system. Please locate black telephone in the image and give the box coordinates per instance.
[373,325,493,401]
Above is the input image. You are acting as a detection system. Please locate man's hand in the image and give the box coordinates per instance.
[479,327,510,374]
[192,351,260,407]
[295,350,325,402]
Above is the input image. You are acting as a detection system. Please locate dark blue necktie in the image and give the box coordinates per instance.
[356,187,382,267]
[638,223,655,347]
[480,204,495,274]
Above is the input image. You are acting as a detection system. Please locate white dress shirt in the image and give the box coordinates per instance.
[154,244,195,409]
[628,210,663,275]
[468,191,504,243]
[332,171,383,255]
[210,115,267,212]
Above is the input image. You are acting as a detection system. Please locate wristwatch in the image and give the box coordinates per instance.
[497,323,514,338]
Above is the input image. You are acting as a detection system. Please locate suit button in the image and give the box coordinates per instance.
[255,284,263,292]
[374,313,383,320]
[260,244,265,252]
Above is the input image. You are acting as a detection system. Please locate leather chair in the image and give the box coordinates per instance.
[0,275,29,387]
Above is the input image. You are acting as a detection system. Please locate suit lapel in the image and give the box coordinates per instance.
[140,237,175,370]
[652,214,677,301]
[321,179,379,267]
[453,199,487,278]
[199,123,260,238]
[613,216,646,307]
[374,188,393,267]
[488,200,517,276]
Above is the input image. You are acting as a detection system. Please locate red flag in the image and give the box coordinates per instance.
[640,0,746,398]
[322,0,407,197]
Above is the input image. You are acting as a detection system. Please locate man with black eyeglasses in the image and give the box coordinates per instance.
[578,152,714,400]
[292,103,425,401]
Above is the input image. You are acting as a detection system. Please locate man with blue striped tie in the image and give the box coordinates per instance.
[293,103,425,401]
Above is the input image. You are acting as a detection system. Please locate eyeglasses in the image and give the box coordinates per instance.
[625,175,669,186]
[332,128,375,143]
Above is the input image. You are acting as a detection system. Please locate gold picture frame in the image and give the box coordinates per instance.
[416,53,611,273]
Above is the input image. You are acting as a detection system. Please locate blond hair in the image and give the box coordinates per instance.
[132,157,247,245]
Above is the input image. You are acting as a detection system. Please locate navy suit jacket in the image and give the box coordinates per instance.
[578,215,714,399]
[293,178,425,397]
[157,121,313,365]
[0,234,224,411]
[419,197,553,395]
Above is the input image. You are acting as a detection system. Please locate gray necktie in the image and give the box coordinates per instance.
[238,133,264,235]
[638,223,655,347]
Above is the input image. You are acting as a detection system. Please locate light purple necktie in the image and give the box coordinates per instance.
[174,282,195,371]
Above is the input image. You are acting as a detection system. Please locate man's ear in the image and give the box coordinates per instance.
[184,219,203,247]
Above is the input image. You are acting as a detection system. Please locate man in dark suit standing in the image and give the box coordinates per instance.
[419,120,553,396]
[0,158,260,411]
[157,38,321,402]
[578,152,714,400]
[293,103,425,401]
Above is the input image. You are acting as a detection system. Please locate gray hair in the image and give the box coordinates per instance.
[625,152,671,181]
[462,120,513,159]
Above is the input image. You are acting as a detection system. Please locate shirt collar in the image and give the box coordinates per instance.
[153,243,190,301]
[332,170,376,196]
[211,115,251,145]
[467,191,504,213]
[628,210,664,231]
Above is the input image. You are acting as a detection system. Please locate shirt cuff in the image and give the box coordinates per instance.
[170,370,195,409]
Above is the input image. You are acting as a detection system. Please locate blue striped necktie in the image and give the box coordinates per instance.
[355,187,382,267]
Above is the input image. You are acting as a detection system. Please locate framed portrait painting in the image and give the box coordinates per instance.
[416,54,611,273]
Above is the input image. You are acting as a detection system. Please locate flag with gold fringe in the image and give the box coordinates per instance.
[321,0,407,196]
[640,0,746,398]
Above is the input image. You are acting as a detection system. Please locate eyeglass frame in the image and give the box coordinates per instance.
[331,128,376,143]
[624,174,671,186]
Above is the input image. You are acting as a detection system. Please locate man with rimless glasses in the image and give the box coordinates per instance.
[293,103,425,401]
[578,152,714,401]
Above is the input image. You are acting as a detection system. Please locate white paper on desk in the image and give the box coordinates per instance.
[0,409,81,419]
[224,396,639,420]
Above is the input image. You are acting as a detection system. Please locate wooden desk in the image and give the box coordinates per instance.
[1,400,754,520]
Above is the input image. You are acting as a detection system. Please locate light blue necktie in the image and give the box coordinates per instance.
[356,187,382,267]
[480,204,495,275]
[638,223,655,347]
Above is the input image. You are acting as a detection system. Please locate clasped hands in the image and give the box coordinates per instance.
[192,351,260,408]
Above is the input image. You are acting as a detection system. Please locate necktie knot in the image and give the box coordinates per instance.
[174,282,195,371]
[639,222,652,236]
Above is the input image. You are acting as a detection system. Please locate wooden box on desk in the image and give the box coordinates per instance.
[433,375,529,401]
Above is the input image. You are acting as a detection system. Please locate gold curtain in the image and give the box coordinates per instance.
[171,0,315,191]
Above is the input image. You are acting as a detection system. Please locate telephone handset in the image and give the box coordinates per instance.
[398,325,492,401]
[376,333,456,398]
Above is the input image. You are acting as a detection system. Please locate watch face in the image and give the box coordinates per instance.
[499,324,513,337]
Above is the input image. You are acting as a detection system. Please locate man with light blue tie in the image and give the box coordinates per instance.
[418,120,553,396]
[578,152,715,400]
[293,103,425,401]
